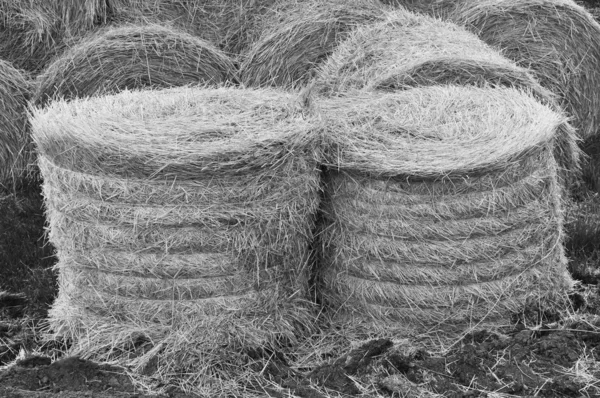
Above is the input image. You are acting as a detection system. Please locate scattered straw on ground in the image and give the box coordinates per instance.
[239,0,389,89]
[33,86,321,395]
[33,24,237,107]
[0,59,32,186]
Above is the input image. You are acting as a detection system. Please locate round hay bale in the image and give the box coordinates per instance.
[445,0,600,140]
[316,86,573,332]
[105,0,280,55]
[314,9,552,98]
[32,86,321,395]
[0,1,108,73]
[0,60,32,186]
[239,0,389,89]
[313,8,581,186]
[33,24,237,107]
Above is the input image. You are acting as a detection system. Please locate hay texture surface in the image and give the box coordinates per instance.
[32,86,321,395]
[33,24,236,107]
[316,86,573,332]
[313,8,580,185]
[239,0,389,89]
[445,0,600,139]
[105,0,280,55]
[0,59,32,185]
[0,0,105,72]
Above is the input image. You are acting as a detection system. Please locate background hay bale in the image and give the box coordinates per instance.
[447,0,600,140]
[0,0,276,73]
[313,8,581,187]
[239,0,389,89]
[105,0,280,55]
[315,86,573,333]
[0,0,108,73]
[32,86,321,395]
[33,24,237,107]
[0,59,32,186]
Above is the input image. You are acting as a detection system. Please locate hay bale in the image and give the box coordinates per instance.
[33,24,237,107]
[239,0,389,89]
[0,0,107,73]
[316,85,573,332]
[105,0,280,55]
[313,8,581,187]
[0,59,32,186]
[32,86,321,395]
[441,0,600,140]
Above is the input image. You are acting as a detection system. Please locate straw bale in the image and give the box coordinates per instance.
[316,86,565,178]
[32,87,315,179]
[35,86,321,395]
[313,9,581,183]
[33,24,237,107]
[330,157,554,215]
[448,0,600,139]
[38,156,314,206]
[60,250,237,279]
[0,59,32,186]
[105,0,280,55]
[314,9,551,98]
[0,1,73,72]
[239,0,389,89]
[317,85,572,332]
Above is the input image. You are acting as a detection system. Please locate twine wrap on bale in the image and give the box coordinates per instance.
[33,24,237,107]
[313,9,580,185]
[32,86,321,394]
[316,86,573,333]
[446,0,600,140]
[0,59,32,185]
[239,0,389,89]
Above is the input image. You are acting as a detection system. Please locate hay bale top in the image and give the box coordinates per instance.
[239,0,389,89]
[32,86,315,180]
[449,0,600,138]
[33,24,237,107]
[0,59,32,185]
[314,8,553,100]
[318,85,565,178]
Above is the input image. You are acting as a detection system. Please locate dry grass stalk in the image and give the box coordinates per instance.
[33,24,237,107]
[0,0,100,72]
[316,86,566,178]
[32,86,315,179]
[314,9,551,99]
[447,0,600,140]
[239,0,389,89]
[106,0,280,55]
[0,59,32,186]
[316,85,573,332]
[33,86,321,395]
[312,9,581,183]
[0,0,276,73]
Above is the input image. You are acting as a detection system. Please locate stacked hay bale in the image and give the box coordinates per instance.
[0,59,33,186]
[313,9,580,184]
[31,86,321,394]
[239,0,389,89]
[33,24,236,107]
[316,86,573,332]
